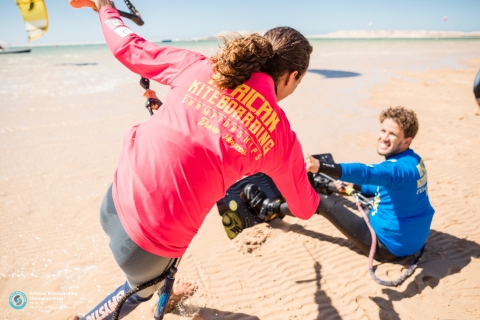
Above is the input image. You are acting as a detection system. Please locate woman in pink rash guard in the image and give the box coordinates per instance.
[71,1,319,319]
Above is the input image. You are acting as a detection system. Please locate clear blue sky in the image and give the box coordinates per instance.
[1,0,480,45]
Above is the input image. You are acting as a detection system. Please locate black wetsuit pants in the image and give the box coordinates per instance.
[316,194,398,261]
[280,193,398,261]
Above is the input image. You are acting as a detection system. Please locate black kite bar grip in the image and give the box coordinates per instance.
[118,0,144,26]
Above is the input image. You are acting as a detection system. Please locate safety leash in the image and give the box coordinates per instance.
[356,202,425,287]
[315,172,425,286]
[111,79,167,319]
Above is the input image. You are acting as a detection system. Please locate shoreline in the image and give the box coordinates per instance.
[10,37,480,49]
[8,30,480,48]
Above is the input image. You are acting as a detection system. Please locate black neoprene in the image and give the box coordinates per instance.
[279,194,398,262]
[317,194,397,262]
[317,161,343,180]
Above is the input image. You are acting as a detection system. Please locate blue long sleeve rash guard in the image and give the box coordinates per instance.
[340,149,435,257]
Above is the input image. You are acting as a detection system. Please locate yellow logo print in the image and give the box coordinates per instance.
[416,160,428,195]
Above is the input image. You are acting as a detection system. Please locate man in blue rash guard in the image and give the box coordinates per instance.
[305,106,435,260]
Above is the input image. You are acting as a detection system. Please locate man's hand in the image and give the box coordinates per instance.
[333,180,354,193]
[304,153,320,173]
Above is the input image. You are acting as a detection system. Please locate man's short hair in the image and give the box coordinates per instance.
[379,106,419,139]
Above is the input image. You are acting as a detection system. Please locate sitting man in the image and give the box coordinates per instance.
[305,106,435,261]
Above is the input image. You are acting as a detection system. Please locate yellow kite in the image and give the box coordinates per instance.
[16,0,49,41]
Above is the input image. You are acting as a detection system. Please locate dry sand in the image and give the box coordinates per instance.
[1,43,479,320]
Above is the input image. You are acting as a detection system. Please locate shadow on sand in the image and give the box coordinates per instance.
[308,69,361,78]
[369,230,480,319]
[295,262,342,320]
[291,217,480,319]
[199,308,259,320]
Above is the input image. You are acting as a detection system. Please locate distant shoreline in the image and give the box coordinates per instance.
[8,30,480,47]
[308,30,480,39]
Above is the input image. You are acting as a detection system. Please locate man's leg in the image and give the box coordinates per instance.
[317,194,397,262]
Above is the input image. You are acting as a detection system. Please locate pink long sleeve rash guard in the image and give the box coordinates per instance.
[100,7,320,258]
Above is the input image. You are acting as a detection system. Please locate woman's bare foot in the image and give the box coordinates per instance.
[165,281,198,313]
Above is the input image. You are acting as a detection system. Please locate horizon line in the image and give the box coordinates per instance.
[6,29,480,48]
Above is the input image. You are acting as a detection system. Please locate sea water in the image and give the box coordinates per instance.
[1,38,478,104]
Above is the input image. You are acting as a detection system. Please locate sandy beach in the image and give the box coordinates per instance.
[1,39,480,320]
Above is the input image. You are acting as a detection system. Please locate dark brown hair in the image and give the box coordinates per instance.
[210,27,313,90]
[379,106,419,139]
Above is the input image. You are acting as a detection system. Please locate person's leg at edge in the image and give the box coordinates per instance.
[475,99,480,115]
[68,185,195,320]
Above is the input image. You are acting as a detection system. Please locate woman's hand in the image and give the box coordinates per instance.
[94,0,114,10]
[304,153,320,173]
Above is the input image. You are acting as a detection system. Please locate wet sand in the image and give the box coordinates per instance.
[0,40,479,319]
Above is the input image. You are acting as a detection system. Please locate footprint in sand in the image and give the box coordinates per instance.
[232,224,271,254]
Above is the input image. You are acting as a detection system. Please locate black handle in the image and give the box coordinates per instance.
[118,9,144,26]
[154,267,178,320]
[140,77,150,90]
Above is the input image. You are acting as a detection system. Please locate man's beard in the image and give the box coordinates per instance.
[377,142,403,158]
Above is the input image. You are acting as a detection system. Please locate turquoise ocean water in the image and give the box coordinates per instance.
[2,38,479,102]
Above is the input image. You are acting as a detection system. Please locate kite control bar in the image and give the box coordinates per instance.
[70,1,161,113]
[316,173,373,208]
[70,0,144,26]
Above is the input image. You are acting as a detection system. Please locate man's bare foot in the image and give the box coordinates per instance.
[67,316,80,320]
[165,281,198,313]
